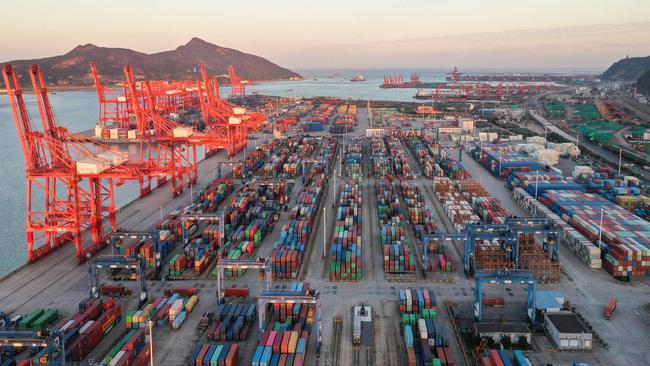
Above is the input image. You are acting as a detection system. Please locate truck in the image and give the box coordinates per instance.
[604,298,617,320]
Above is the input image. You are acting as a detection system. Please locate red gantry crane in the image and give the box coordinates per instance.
[3,64,167,262]
[227,64,245,98]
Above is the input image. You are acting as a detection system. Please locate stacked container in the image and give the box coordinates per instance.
[253,283,313,366]
[540,190,650,279]
[189,343,239,366]
[103,328,151,366]
[377,180,415,273]
[205,303,256,342]
[329,181,362,281]
[399,288,453,366]
[272,138,338,279]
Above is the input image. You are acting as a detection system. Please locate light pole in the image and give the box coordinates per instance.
[598,208,604,250]
[148,320,154,366]
[535,170,539,198]
[322,207,327,258]
[159,205,163,221]
[618,148,622,175]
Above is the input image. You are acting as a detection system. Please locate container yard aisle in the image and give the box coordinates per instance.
[0,137,266,313]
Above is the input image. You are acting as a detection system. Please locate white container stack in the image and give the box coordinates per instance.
[513,188,601,268]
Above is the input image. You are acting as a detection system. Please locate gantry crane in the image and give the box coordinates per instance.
[227,64,245,98]
[215,258,272,304]
[88,254,148,305]
[422,218,558,275]
[197,65,266,156]
[0,329,65,365]
[90,62,130,129]
[257,289,322,353]
[474,271,536,323]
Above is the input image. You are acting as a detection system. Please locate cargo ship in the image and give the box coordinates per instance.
[351,75,367,82]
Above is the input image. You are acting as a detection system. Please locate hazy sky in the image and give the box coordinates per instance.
[2,0,649,70]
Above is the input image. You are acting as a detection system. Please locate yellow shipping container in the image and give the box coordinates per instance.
[185,295,199,313]
[288,331,299,353]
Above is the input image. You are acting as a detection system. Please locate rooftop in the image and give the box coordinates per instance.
[475,322,530,334]
[546,313,589,334]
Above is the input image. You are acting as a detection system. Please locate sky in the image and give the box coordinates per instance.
[1,0,649,70]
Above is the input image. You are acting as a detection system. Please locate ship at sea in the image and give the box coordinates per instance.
[351,75,367,82]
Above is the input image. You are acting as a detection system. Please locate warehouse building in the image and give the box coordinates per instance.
[543,312,592,350]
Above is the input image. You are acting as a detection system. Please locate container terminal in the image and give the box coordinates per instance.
[1,63,650,366]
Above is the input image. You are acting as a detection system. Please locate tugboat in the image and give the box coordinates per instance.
[351,75,367,82]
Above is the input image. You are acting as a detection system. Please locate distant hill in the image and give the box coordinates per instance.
[637,70,650,95]
[2,38,301,86]
[602,56,650,80]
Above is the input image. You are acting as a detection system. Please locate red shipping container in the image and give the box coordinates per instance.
[134,341,151,366]
[84,300,103,321]
[489,350,505,366]
[195,344,209,366]
[273,331,283,353]
[281,331,290,353]
[293,354,303,366]
[104,297,116,310]
[443,346,456,366]
[125,329,145,351]
[225,343,239,366]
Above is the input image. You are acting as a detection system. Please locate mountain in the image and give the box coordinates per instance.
[601,56,650,81]
[3,38,301,86]
[637,70,650,95]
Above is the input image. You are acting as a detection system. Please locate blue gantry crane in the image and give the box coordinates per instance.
[257,289,322,355]
[215,258,272,304]
[0,328,65,365]
[87,255,148,306]
[474,271,537,324]
[422,218,558,275]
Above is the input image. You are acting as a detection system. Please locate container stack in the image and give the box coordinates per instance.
[472,145,542,178]
[252,283,313,366]
[59,298,122,363]
[329,181,362,281]
[399,181,436,239]
[377,180,415,273]
[540,190,650,279]
[205,303,256,342]
[272,139,336,279]
[189,343,239,366]
[343,139,363,179]
[386,136,413,179]
[103,329,151,366]
[513,187,601,269]
[399,289,453,366]
[197,179,235,212]
[371,137,393,179]
[432,177,480,232]
[404,136,437,179]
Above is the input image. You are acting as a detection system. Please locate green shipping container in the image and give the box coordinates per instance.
[32,309,58,331]
[18,309,44,330]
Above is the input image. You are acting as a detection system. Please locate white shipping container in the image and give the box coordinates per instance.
[127,129,139,139]
[233,107,246,115]
[97,152,128,165]
[109,128,120,139]
[172,127,193,138]
[76,159,110,174]
[95,125,104,138]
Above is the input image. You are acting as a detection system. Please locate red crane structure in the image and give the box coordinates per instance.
[2,64,166,262]
[227,64,245,98]
[197,65,265,156]
[91,62,130,129]
[91,63,203,130]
